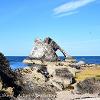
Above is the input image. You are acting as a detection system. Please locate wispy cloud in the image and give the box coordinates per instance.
[53,0,96,16]
[56,11,78,17]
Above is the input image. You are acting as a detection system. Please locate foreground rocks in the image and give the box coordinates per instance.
[0,52,57,100]
[0,52,22,98]
[0,55,100,100]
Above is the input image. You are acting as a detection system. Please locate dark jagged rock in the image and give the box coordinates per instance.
[16,80,57,100]
[0,52,15,79]
[0,52,16,84]
[0,52,22,98]
[55,68,73,79]
[55,68,76,84]
[77,77,100,94]
[44,37,69,58]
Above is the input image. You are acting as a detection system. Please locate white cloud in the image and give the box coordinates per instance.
[54,0,96,16]
[55,11,78,17]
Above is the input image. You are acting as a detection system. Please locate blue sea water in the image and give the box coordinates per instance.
[6,56,100,69]
[6,56,27,69]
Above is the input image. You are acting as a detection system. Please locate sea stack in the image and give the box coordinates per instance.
[23,37,75,64]
[0,37,100,100]
[23,37,77,91]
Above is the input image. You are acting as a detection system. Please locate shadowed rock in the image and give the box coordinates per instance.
[55,68,73,79]
[0,52,22,98]
[17,81,56,100]
[77,77,100,94]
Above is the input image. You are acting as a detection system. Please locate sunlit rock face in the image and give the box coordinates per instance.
[14,66,57,100]
[47,66,76,90]
[29,38,46,58]
[29,38,58,61]
[29,37,70,62]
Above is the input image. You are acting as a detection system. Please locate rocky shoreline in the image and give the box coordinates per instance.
[0,52,100,100]
[0,37,100,100]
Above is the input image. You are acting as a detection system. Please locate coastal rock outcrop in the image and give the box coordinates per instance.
[48,68,75,90]
[0,52,57,99]
[23,37,77,91]
[15,66,57,100]
[0,37,100,100]
[0,52,22,99]
[29,37,70,61]
[22,37,100,99]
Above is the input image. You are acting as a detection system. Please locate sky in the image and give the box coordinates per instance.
[0,0,100,56]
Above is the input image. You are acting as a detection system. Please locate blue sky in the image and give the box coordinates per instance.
[0,0,100,56]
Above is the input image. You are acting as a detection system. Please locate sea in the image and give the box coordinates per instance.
[6,56,100,69]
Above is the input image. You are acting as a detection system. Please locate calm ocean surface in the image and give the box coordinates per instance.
[6,56,100,69]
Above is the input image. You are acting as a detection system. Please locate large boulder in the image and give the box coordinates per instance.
[16,81,57,100]
[20,67,46,84]
[15,66,57,100]
[46,65,76,90]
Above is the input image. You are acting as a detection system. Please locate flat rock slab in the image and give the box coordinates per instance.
[56,91,100,100]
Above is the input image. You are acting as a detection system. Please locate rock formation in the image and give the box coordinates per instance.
[0,37,100,100]
[23,37,77,91]
[0,52,22,99]
[29,37,70,61]
[77,77,100,94]
[22,37,100,99]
